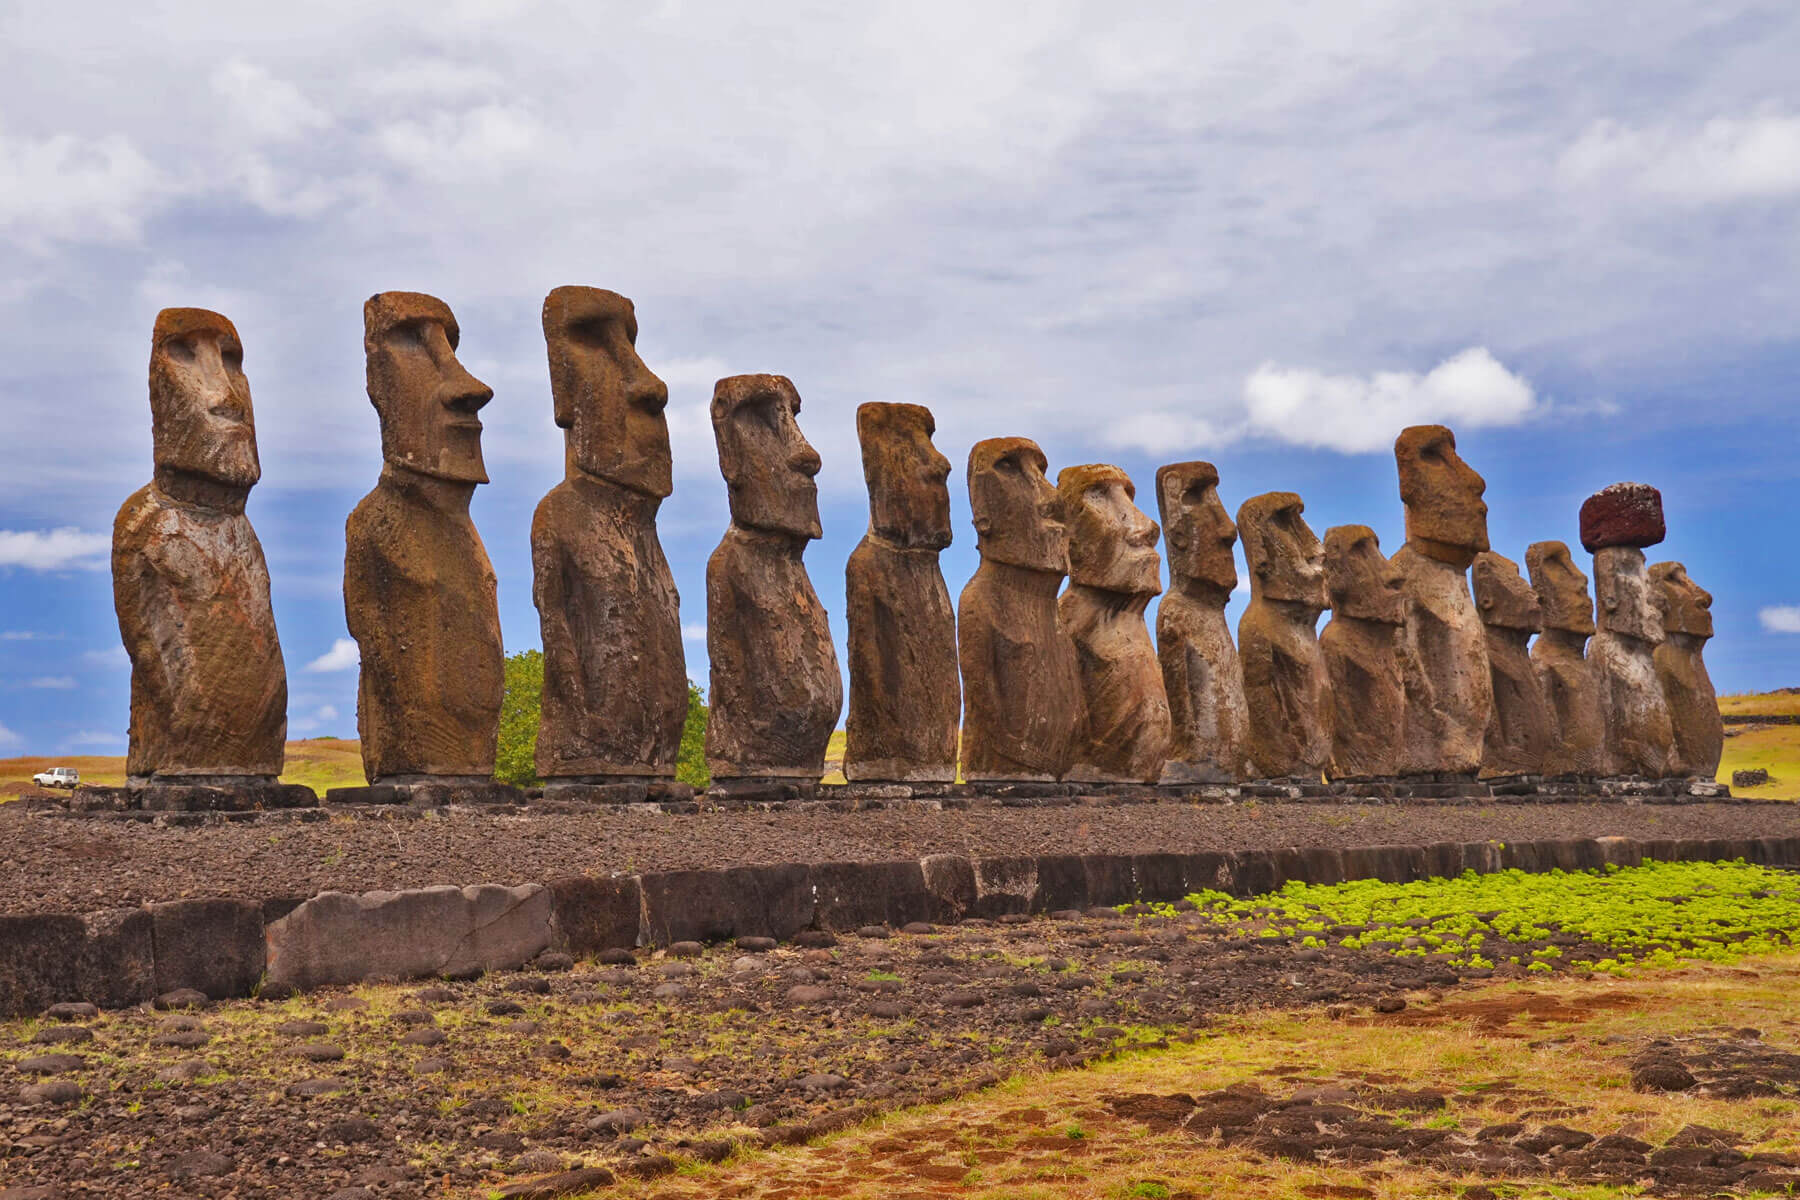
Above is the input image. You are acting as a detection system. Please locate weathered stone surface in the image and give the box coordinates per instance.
[1526,541,1606,777]
[1154,462,1252,782]
[150,898,264,1000]
[346,292,503,782]
[811,860,934,931]
[705,375,841,781]
[844,402,959,782]
[639,864,814,944]
[1320,525,1405,779]
[115,308,286,784]
[958,438,1081,781]
[1057,464,1170,783]
[547,874,642,956]
[1236,492,1331,779]
[533,287,685,781]
[1393,425,1492,776]
[0,909,154,1017]
[1651,562,1723,779]
[1579,481,1665,552]
[1472,552,1554,777]
[1592,539,1674,777]
[264,884,552,992]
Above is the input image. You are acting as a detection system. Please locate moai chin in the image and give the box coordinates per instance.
[704,375,842,782]
[1582,483,1675,777]
[531,286,686,787]
[1057,464,1171,784]
[345,292,504,784]
[1526,540,1606,777]
[957,437,1082,782]
[1236,492,1332,780]
[1650,561,1723,780]
[1392,425,1493,777]
[844,402,960,783]
[1320,525,1406,780]
[113,307,288,785]
[1155,462,1252,783]
[1471,551,1554,778]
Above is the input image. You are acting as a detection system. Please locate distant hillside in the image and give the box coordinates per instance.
[0,738,366,802]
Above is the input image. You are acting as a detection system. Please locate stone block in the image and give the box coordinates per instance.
[1579,482,1664,551]
[920,855,977,922]
[548,875,642,955]
[971,856,1037,917]
[1030,855,1089,913]
[639,864,813,945]
[1131,853,1190,903]
[0,908,154,1016]
[1234,849,1280,896]
[1178,851,1238,896]
[264,884,552,992]
[1081,855,1137,907]
[149,898,264,999]
[811,861,932,931]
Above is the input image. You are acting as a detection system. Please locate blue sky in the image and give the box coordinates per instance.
[3,3,1798,755]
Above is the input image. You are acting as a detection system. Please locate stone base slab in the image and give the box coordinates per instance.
[62,782,318,812]
[538,780,696,805]
[325,781,526,807]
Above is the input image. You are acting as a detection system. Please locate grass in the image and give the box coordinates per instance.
[0,737,367,802]
[1718,690,1800,718]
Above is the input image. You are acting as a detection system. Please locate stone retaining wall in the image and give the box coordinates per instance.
[3,834,1795,1017]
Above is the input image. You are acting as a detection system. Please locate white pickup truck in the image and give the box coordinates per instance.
[31,766,80,789]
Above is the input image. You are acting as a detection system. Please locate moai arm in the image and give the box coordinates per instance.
[530,499,582,719]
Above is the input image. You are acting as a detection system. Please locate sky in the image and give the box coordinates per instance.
[2,1,1798,755]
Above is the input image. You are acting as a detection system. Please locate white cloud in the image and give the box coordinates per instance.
[1242,348,1536,454]
[316,703,339,722]
[1759,606,1800,634]
[2,630,57,640]
[81,646,129,668]
[1105,412,1234,456]
[0,527,110,571]
[0,721,18,748]
[1561,113,1800,204]
[66,730,123,746]
[28,676,76,690]
[211,59,332,142]
[304,638,360,673]
[0,130,165,247]
[680,624,707,642]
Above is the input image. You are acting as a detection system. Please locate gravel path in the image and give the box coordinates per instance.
[4,799,1796,914]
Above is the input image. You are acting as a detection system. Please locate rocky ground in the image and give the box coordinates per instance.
[4,799,1798,913]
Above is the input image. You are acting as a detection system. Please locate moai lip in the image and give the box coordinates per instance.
[532,286,687,782]
[1579,481,1665,553]
[1058,464,1171,784]
[1155,461,1251,783]
[704,374,841,782]
[958,437,1081,782]
[115,307,288,785]
[1472,551,1554,778]
[1236,492,1332,780]
[346,291,504,784]
[1320,525,1405,780]
[1527,540,1606,778]
[844,402,960,783]
[1651,561,1723,779]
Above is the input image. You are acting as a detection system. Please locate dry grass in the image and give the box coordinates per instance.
[0,737,366,801]
[1719,724,1800,800]
[1719,691,1800,719]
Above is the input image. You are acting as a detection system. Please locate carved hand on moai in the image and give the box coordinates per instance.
[969,437,1067,572]
[1157,461,1237,599]
[364,291,493,484]
[544,286,672,497]
[860,402,953,550]
[151,308,260,492]
[714,374,823,540]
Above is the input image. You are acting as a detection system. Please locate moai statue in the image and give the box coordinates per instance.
[844,403,960,783]
[1155,462,1252,783]
[531,287,686,799]
[344,292,509,796]
[111,308,307,806]
[1526,540,1606,777]
[1581,482,1675,778]
[958,438,1081,782]
[1236,492,1332,781]
[1057,464,1171,784]
[1650,562,1723,780]
[704,375,842,789]
[1472,551,1554,778]
[1392,425,1493,780]
[1319,525,1406,780]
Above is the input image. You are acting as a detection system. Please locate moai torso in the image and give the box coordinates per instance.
[1473,552,1553,777]
[1237,492,1331,780]
[532,288,685,779]
[1583,483,1673,777]
[958,438,1081,782]
[704,375,841,780]
[844,403,960,782]
[1058,465,1170,783]
[346,292,503,782]
[1527,540,1606,777]
[1393,425,1492,776]
[1320,525,1405,780]
[116,309,286,782]
[1155,462,1251,783]
[1651,562,1723,779]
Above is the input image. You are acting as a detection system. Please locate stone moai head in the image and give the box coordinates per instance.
[1526,541,1596,636]
[1058,464,1161,596]
[1581,482,1666,643]
[1156,461,1237,598]
[857,402,952,550]
[968,437,1066,573]
[1472,551,1543,633]
[711,374,822,540]
[364,292,493,485]
[1325,525,1405,624]
[543,286,671,498]
[1237,492,1327,609]
[1650,562,1713,639]
[1395,424,1489,565]
[150,307,260,490]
